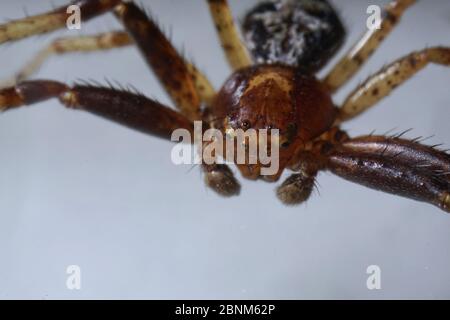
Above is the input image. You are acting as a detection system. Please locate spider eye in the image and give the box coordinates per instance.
[241,120,251,130]
[281,141,291,149]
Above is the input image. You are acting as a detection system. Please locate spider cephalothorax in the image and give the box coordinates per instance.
[0,0,449,213]
[211,63,336,181]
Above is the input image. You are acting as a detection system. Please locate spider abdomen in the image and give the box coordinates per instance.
[242,0,346,73]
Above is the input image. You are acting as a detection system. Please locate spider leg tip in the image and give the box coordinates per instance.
[442,193,450,213]
[0,90,9,111]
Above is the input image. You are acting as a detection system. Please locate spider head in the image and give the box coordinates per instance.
[212,64,335,181]
[210,65,297,180]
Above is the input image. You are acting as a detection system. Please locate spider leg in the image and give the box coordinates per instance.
[0,30,214,107]
[325,135,450,213]
[1,2,225,196]
[0,80,193,140]
[0,31,132,88]
[203,163,241,197]
[276,169,318,206]
[207,0,252,70]
[276,128,348,205]
[1,79,239,196]
[336,47,450,122]
[114,2,215,121]
[0,0,122,44]
[323,0,415,93]
[1,1,216,114]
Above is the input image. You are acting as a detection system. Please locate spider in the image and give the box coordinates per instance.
[0,0,449,213]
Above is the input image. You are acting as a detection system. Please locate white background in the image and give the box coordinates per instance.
[0,0,449,299]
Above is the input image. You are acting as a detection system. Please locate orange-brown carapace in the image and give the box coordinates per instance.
[211,64,337,181]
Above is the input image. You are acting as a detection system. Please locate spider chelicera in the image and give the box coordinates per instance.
[0,0,449,213]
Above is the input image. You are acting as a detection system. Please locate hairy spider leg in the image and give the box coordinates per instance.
[114,2,213,121]
[325,135,450,213]
[276,168,318,206]
[114,2,240,193]
[0,80,193,140]
[0,31,132,88]
[0,0,121,44]
[323,0,416,93]
[203,163,241,197]
[337,47,450,122]
[276,128,349,205]
[0,1,238,197]
[0,1,216,118]
[207,0,252,70]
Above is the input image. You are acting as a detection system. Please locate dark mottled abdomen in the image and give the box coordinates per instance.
[242,0,345,73]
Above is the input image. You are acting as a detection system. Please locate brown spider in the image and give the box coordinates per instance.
[0,0,449,213]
